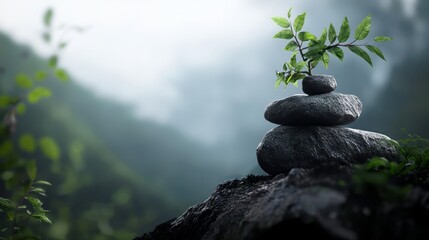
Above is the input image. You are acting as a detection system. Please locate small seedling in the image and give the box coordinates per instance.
[272,8,392,87]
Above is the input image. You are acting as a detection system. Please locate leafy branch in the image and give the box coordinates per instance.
[0,7,81,239]
[272,8,392,88]
[0,175,52,240]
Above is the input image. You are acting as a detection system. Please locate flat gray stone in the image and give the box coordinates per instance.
[264,93,362,126]
[302,75,337,95]
[256,126,398,175]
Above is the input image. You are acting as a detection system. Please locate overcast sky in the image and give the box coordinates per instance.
[0,0,419,145]
[0,0,304,119]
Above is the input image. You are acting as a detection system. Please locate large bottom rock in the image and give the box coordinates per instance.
[257,126,398,175]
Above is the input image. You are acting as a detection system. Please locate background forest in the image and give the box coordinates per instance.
[0,0,428,239]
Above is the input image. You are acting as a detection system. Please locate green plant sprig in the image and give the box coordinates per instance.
[0,7,78,239]
[272,8,392,88]
[349,134,429,202]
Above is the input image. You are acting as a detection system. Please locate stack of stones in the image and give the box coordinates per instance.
[256,75,398,175]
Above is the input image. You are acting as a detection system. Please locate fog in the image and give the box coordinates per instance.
[3,0,425,163]
[1,0,415,142]
[0,0,428,238]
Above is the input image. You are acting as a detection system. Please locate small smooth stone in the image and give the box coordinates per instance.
[256,126,398,175]
[264,93,362,126]
[302,75,337,95]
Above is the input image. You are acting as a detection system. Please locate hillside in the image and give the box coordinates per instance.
[0,33,231,239]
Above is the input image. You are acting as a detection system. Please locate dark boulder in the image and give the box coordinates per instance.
[256,126,398,175]
[134,165,429,240]
[264,93,362,126]
[302,75,337,95]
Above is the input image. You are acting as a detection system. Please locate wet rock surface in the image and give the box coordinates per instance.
[256,126,398,175]
[302,74,337,95]
[264,93,362,126]
[134,165,429,240]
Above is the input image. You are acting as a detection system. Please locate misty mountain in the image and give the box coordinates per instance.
[0,32,232,239]
[167,0,429,175]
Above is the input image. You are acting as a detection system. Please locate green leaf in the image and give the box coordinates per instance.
[275,76,283,88]
[0,96,12,107]
[39,137,60,162]
[298,31,316,41]
[293,12,306,32]
[348,45,373,66]
[338,17,350,43]
[328,23,337,44]
[26,197,43,211]
[290,54,297,67]
[34,180,52,186]
[327,47,344,61]
[310,58,321,69]
[15,74,33,89]
[19,134,36,153]
[296,62,306,72]
[307,43,326,52]
[304,43,326,58]
[26,160,37,181]
[365,157,389,170]
[366,45,386,60]
[48,55,58,68]
[354,15,371,40]
[322,52,330,69]
[43,8,53,27]
[35,71,47,81]
[0,200,13,212]
[319,28,327,44]
[287,73,306,84]
[0,141,13,157]
[16,103,26,115]
[0,198,14,212]
[26,197,50,224]
[27,87,52,104]
[272,17,290,28]
[30,187,46,196]
[284,41,298,51]
[55,69,69,81]
[287,8,292,18]
[42,32,51,43]
[273,29,294,39]
[374,36,393,42]
[286,62,294,71]
[31,212,52,224]
[58,42,68,49]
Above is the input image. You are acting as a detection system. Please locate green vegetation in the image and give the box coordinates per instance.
[0,8,193,240]
[0,8,70,239]
[0,15,228,239]
[272,8,392,87]
[351,135,429,201]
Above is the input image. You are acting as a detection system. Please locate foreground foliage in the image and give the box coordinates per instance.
[0,8,75,239]
[351,135,429,201]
